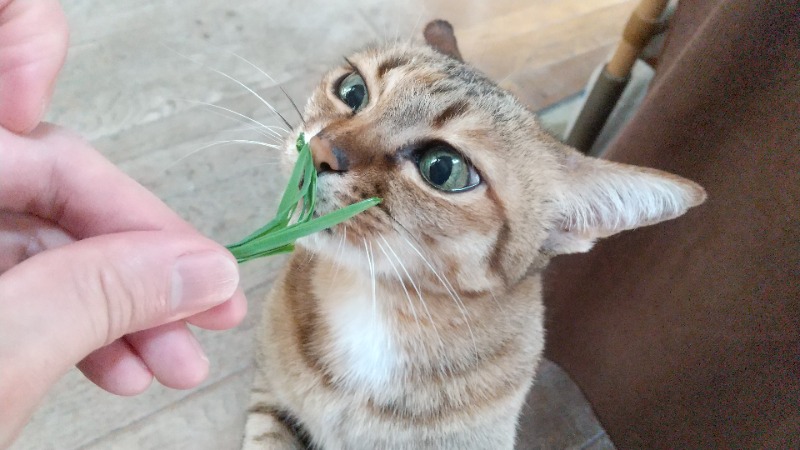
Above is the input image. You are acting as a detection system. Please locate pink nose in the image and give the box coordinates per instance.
[309,135,348,173]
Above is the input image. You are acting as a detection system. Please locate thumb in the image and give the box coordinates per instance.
[0,230,239,381]
[0,231,239,447]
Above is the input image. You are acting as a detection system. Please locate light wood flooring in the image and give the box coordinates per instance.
[12,0,635,448]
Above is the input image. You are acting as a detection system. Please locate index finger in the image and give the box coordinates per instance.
[0,124,195,238]
[0,0,69,133]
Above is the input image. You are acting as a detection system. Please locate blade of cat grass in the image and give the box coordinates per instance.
[278,143,310,214]
[226,132,380,263]
[234,243,296,264]
[231,199,379,256]
[298,148,316,222]
[228,197,380,262]
[228,137,311,247]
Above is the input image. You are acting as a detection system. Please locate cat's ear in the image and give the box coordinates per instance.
[544,148,707,254]
[424,20,463,62]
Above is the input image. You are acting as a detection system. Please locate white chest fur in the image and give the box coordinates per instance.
[312,265,401,393]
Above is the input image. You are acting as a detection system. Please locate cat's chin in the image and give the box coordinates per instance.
[296,231,354,266]
[296,232,393,277]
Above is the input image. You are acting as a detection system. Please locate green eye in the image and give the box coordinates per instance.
[337,72,369,112]
[418,145,481,192]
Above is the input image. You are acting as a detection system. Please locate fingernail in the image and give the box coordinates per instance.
[171,252,239,313]
[36,97,48,124]
[191,337,210,364]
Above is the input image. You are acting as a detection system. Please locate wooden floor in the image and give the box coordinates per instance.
[12,0,635,448]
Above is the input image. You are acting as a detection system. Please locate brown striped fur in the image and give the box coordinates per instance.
[243,20,705,450]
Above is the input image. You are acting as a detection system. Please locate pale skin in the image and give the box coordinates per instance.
[0,1,247,446]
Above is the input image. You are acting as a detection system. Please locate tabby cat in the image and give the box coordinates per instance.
[242,20,705,450]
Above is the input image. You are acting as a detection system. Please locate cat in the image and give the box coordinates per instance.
[241,20,706,450]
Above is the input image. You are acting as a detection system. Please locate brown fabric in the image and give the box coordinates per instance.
[542,0,799,448]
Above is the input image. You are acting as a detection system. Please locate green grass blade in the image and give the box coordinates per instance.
[229,134,311,248]
[225,132,381,264]
[276,143,310,214]
[227,197,379,261]
[233,243,295,263]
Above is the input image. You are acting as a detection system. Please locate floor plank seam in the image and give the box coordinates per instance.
[513,1,634,37]
[75,363,254,450]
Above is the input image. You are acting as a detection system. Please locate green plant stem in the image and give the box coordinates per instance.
[225,133,380,263]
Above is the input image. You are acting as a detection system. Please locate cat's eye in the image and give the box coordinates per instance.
[417,145,480,192]
[337,72,369,112]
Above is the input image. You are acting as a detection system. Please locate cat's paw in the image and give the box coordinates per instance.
[242,405,306,450]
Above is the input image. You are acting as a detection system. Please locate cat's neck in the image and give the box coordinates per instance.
[303,250,523,393]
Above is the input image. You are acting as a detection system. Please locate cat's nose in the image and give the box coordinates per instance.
[309,135,349,174]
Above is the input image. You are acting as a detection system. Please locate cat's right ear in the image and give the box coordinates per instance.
[424,20,463,62]
[544,147,707,254]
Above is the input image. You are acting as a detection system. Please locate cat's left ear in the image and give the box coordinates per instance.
[424,20,463,62]
[544,147,707,254]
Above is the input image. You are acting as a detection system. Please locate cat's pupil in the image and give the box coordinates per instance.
[429,156,453,186]
[337,72,369,112]
[418,146,479,192]
[343,84,365,110]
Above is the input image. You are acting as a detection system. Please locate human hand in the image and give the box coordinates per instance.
[0,0,67,133]
[1,2,247,445]
[0,125,248,447]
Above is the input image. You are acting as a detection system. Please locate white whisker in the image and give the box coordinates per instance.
[377,239,424,339]
[379,235,446,365]
[408,10,426,46]
[219,127,283,143]
[175,98,289,139]
[162,44,293,129]
[363,238,378,328]
[488,288,506,314]
[228,51,280,84]
[329,225,347,290]
[166,139,281,170]
[225,51,305,124]
[396,233,479,362]
[221,139,281,148]
[303,241,316,266]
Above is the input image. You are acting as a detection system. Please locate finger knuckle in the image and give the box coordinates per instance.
[76,260,166,345]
